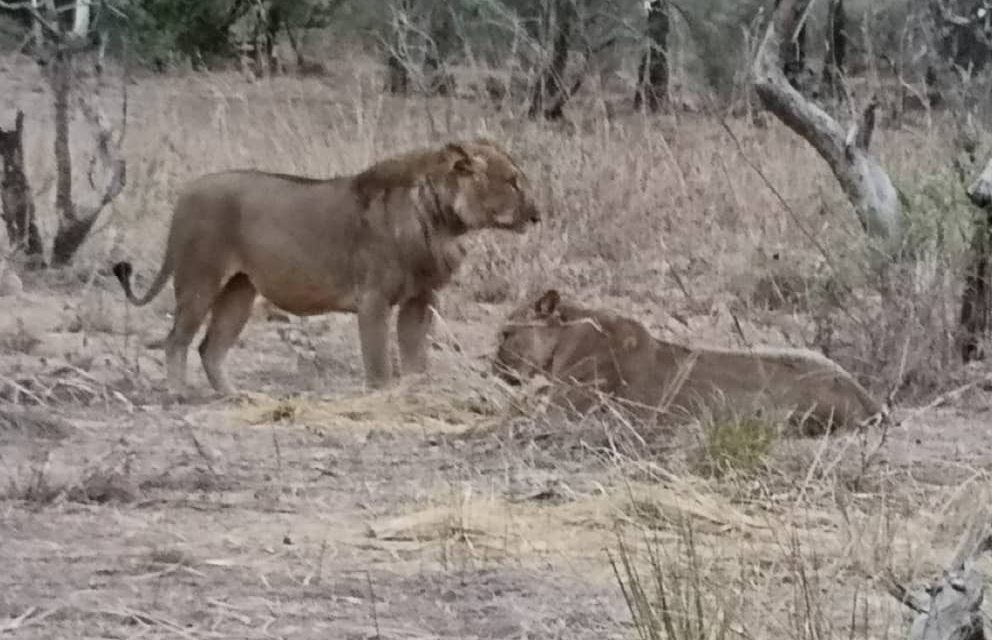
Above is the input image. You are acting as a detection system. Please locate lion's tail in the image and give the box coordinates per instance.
[112,240,175,307]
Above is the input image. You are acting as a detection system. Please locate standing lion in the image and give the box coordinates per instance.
[113,139,541,396]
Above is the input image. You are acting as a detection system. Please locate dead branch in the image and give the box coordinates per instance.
[753,0,904,251]
[845,97,878,155]
[890,516,992,640]
[75,94,126,217]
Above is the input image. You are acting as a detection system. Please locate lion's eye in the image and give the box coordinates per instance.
[499,329,511,342]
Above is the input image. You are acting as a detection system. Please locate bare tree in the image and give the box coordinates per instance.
[0,111,43,262]
[930,0,992,75]
[527,0,575,120]
[753,0,904,251]
[1,0,127,267]
[634,0,670,112]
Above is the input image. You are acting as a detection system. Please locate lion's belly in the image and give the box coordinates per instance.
[260,289,357,316]
[247,267,356,315]
[240,258,358,316]
[233,224,360,315]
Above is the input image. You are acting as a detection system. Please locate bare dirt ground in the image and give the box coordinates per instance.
[2,56,992,639]
[1,271,991,639]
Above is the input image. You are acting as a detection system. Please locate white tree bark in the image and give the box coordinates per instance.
[753,0,904,252]
[72,0,90,38]
[967,156,992,208]
[30,0,42,49]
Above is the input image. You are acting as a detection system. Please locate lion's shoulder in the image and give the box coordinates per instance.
[352,147,450,204]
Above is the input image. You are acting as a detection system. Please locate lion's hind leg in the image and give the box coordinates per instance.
[165,269,225,396]
[198,273,257,396]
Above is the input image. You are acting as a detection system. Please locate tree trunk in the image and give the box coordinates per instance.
[0,111,44,261]
[385,0,413,95]
[528,0,574,120]
[821,0,847,99]
[385,53,409,94]
[48,51,80,264]
[931,0,992,75]
[959,155,992,362]
[265,2,282,75]
[424,4,455,96]
[30,0,43,53]
[753,0,904,250]
[634,0,670,112]
[72,0,90,38]
[285,23,305,68]
[775,0,808,91]
[48,50,94,267]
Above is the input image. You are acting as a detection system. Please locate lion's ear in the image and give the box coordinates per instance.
[445,142,484,175]
[534,289,561,317]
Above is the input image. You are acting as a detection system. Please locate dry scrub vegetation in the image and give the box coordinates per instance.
[1,51,992,639]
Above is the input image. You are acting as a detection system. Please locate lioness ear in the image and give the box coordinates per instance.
[534,289,561,317]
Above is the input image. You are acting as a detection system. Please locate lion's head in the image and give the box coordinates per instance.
[355,139,541,234]
[449,139,541,233]
[494,289,565,384]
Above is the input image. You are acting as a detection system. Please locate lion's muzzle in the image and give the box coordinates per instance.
[526,201,541,225]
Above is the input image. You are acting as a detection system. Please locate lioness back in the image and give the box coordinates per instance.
[495,289,886,432]
[665,344,883,430]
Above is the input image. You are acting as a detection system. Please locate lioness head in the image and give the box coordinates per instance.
[441,139,541,233]
[494,289,564,384]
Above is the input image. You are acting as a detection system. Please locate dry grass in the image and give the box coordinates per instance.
[1,51,991,638]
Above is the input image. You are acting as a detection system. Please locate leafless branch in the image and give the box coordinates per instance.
[845,96,878,156]
[75,93,126,222]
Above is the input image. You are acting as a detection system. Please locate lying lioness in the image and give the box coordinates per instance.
[113,139,540,396]
[494,290,887,432]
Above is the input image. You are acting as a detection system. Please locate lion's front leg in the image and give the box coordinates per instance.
[397,292,436,376]
[357,291,393,389]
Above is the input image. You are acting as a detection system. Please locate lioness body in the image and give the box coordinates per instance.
[114,140,540,395]
[495,291,885,431]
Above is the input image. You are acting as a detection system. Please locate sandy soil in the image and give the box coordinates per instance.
[0,269,990,639]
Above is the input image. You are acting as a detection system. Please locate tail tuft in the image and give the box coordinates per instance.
[112,261,133,285]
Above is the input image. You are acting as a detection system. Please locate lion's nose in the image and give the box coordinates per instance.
[528,204,541,224]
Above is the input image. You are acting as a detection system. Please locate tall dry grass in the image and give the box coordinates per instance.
[3,50,991,639]
[1,53,968,403]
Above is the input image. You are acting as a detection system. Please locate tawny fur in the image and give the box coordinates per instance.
[113,139,540,396]
[494,290,886,433]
